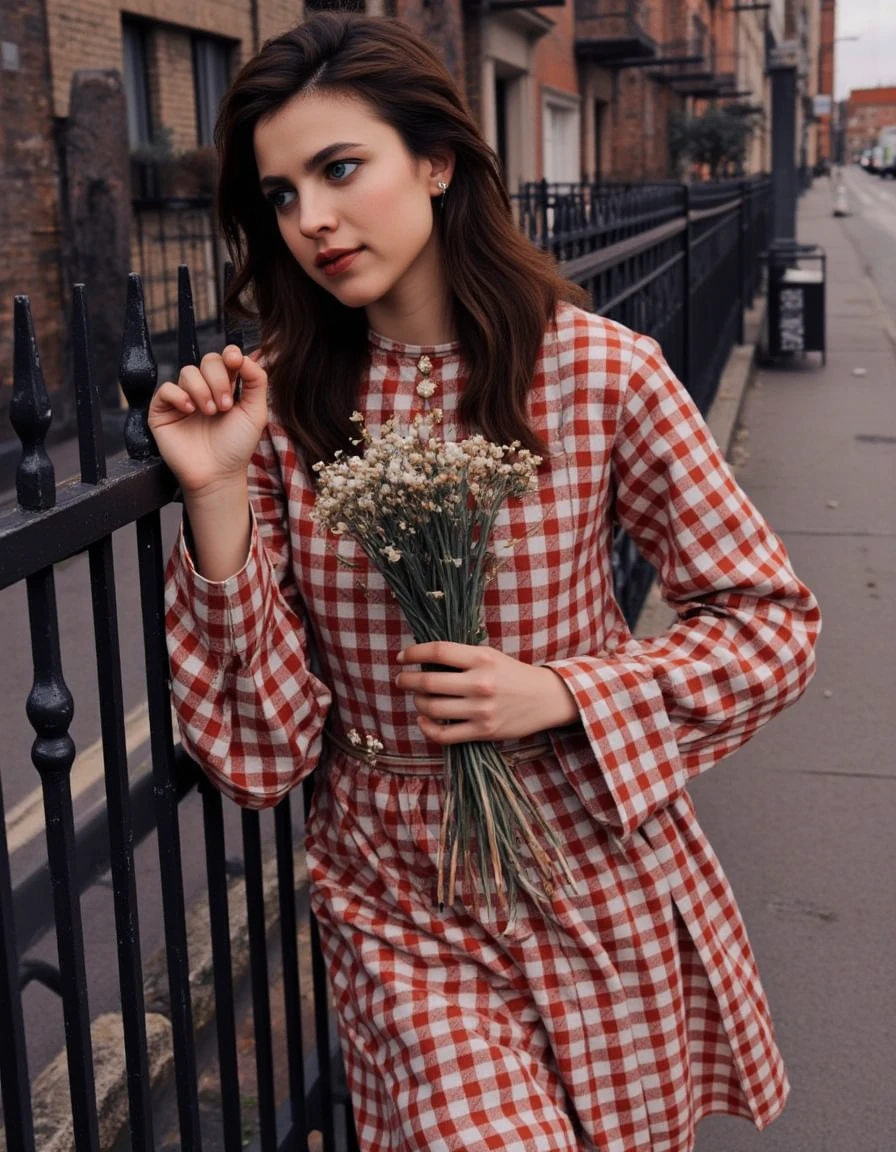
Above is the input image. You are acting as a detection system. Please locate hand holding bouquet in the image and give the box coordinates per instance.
[311,411,573,923]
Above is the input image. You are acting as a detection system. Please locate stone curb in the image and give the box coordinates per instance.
[0,846,304,1152]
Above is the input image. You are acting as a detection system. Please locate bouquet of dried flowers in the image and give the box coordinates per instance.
[311,410,573,922]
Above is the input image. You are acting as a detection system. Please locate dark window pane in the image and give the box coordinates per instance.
[194,37,232,147]
[122,20,152,149]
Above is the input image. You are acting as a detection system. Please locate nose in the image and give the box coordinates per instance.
[298,186,337,238]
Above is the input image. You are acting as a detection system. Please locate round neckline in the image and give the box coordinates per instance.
[367,328,461,357]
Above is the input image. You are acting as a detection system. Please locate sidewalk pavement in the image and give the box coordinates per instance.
[12,176,895,1149]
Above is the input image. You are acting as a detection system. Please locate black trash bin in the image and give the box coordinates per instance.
[764,242,826,365]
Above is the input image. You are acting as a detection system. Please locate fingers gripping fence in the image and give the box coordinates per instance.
[0,271,357,1151]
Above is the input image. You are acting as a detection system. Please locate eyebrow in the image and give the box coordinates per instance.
[258,142,364,188]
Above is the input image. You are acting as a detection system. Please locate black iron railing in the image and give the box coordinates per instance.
[0,272,356,1152]
[512,179,684,263]
[131,197,223,337]
[1,173,771,1150]
[522,174,772,620]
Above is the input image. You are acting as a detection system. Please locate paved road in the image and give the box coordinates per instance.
[838,163,896,328]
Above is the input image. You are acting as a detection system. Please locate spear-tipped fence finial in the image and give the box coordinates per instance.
[177,265,201,370]
[9,296,56,511]
[119,273,158,460]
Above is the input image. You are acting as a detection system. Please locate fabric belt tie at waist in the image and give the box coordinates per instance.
[324,730,552,777]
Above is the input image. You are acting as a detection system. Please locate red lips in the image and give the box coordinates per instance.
[315,247,362,269]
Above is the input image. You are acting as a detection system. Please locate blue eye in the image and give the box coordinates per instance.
[267,188,297,210]
[327,160,360,181]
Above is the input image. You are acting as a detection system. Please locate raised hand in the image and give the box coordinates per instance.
[148,345,269,496]
[148,345,270,580]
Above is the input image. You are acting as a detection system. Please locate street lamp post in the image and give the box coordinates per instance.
[824,35,860,166]
[768,30,861,244]
[768,39,801,246]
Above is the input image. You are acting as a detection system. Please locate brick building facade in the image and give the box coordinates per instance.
[2,0,828,456]
[845,86,896,159]
[0,0,66,437]
[1,0,314,461]
[816,0,836,162]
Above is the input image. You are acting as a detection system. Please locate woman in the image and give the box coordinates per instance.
[148,12,820,1152]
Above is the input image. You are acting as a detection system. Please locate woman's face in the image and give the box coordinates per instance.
[253,90,453,339]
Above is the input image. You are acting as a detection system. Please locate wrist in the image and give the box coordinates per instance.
[535,665,579,729]
[182,473,249,509]
[183,480,252,581]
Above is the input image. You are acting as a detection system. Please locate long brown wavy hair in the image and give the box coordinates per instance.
[215,11,586,463]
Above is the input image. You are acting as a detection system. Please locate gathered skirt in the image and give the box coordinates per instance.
[305,746,782,1152]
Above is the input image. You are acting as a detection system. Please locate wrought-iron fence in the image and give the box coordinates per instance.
[0,173,771,1151]
[0,275,356,1152]
[538,174,772,620]
[511,179,684,263]
[131,198,223,337]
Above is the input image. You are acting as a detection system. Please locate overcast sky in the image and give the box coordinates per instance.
[834,0,896,99]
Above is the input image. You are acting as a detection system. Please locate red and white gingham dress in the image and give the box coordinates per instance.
[165,303,820,1152]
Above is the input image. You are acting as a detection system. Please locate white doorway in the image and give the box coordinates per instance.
[542,91,581,184]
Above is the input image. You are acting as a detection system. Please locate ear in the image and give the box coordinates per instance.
[427,149,456,196]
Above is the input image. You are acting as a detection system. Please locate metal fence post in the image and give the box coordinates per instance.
[0,775,36,1151]
[737,178,747,345]
[682,182,693,392]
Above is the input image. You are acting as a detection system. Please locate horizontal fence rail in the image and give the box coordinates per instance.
[511,179,685,263]
[1,173,771,1151]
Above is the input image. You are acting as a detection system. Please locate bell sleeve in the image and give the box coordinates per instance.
[164,425,332,808]
[545,331,821,838]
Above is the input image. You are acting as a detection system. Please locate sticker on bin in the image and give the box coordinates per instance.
[781,268,824,284]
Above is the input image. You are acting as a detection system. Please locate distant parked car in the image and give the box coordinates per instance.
[876,126,896,177]
[859,149,873,169]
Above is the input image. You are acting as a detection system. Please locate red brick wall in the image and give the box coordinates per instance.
[818,0,836,159]
[533,1,578,177]
[846,89,896,154]
[42,0,299,118]
[604,0,732,180]
[608,69,680,181]
[395,0,466,89]
[535,3,577,94]
[0,0,66,442]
